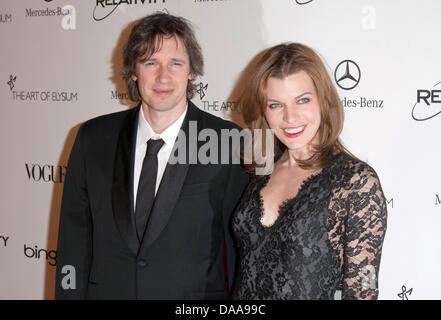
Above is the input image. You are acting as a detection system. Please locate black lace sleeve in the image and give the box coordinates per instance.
[331,160,387,300]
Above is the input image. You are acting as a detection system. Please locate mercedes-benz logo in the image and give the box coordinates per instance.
[334,60,361,90]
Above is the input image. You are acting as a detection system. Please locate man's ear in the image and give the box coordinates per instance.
[188,73,194,81]
[131,74,137,82]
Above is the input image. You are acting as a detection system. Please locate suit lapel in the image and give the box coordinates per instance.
[139,101,201,253]
[112,105,140,255]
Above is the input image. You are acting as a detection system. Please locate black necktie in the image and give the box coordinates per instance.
[135,138,164,242]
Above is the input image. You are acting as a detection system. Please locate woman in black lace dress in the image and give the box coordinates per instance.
[232,43,387,300]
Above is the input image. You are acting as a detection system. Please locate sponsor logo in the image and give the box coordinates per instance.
[25,6,72,18]
[7,75,16,91]
[341,97,383,108]
[397,285,413,300]
[196,82,238,112]
[111,90,130,101]
[196,82,208,100]
[24,1,76,30]
[0,235,9,247]
[201,100,237,112]
[25,163,67,183]
[335,60,385,110]
[12,91,78,102]
[8,75,79,103]
[412,81,441,121]
[386,198,393,209]
[0,13,12,23]
[295,0,314,4]
[24,244,57,266]
[93,0,166,22]
[334,60,361,91]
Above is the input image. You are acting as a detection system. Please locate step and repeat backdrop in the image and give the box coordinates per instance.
[1,0,440,300]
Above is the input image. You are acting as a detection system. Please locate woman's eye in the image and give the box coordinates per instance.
[268,103,281,109]
[298,97,310,104]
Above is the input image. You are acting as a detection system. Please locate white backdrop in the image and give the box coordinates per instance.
[1,0,440,300]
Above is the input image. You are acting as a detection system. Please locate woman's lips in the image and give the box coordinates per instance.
[282,125,306,138]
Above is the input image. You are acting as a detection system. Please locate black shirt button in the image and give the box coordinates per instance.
[138,259,147,267]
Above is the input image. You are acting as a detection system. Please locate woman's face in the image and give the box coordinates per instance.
[264,70,321,159]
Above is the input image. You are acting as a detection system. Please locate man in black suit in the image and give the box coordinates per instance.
[55,12,249,299]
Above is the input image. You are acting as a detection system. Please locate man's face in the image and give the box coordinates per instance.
[131,36,193,114]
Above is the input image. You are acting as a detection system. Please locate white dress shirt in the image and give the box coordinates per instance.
[133,105,188,210]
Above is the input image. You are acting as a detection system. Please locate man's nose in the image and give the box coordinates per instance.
[157,64,170,83]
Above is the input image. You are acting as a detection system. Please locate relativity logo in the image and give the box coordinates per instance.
[412,81,441,121]
[93,0,166,21]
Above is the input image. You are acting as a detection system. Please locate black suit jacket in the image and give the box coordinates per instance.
[55,101,249,299]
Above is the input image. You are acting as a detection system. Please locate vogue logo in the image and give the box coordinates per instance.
[25,163,67,183]
[24,244,57,266]
[412,81,441,121]
[93,0,166,21]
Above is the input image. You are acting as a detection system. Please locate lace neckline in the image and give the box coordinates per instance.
[256,152,345,230]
